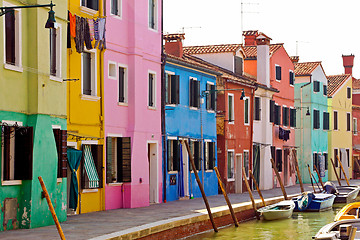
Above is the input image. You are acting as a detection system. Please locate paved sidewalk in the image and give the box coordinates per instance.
[1,180,358,240]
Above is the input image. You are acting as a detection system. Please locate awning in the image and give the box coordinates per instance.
[83,145,99,188]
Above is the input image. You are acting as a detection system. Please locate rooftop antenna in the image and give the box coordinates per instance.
[241,0,259,44]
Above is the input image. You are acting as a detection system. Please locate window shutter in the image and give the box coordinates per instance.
[83,52,92,95]
[189,79,194,107]
[171,75,179,104]
[282,107,286,126]
[276,66,281,80]
[234,56,243,75]
[206,84,210,110]
[210,84,216,111]
[290,108,296,127]
[120,137,131,182]
[60,130,68,178]
[15,127,33,180]
[175,140,180,171]
[167,140,171,172]
[334,112,338,130]
[195,80,200,108]
[149,0,155,28]
[119,67,125,102]
[323,85,327,96]
[254,97,260,120]
[148,74,153,107]
[89,0,99,11]
[289,71,294,85]
[270,100,275,123]
[106,137,113,183]
[5,10,15,65]
[347,113,351,131]
[313,153,318,171]
[347,88,351,99]
[314,81,320,92]
[323,112,329,130]
[209,142,215,169]
[50,28,57,76]
[276,149,282,172]
[3,126,11,180]
[91,144,103,188]
[324,153,328,170]
[194,141,200,170]
[244,98,249,124]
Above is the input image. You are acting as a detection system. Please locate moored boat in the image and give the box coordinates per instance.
[334,202,360,221]
[293,192,335,212]
[314,218,360,239]
[334,186,360,204]
[257,200,295,221]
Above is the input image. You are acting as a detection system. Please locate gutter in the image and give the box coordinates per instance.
[161,0,166,203]
[166,57,221,77]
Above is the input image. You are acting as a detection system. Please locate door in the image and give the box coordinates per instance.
[235,154,242,193]
[181,141,189,197]
[148,143,158,203]
[284,149,289,186]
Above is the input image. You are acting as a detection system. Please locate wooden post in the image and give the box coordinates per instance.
[270,158,288,200]
[307,164,321,193]
[292,149,304,193]
[214,167,238,227]
[307,164,317,193]
[336,155,350,186]
[313,164,325,191]
[38,176,66,240]
[242,167,260,220]
[330,158,342,186]
[183,141,218,232]
[249,170,266,207]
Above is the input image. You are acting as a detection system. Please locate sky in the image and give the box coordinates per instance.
[164,0,360,77]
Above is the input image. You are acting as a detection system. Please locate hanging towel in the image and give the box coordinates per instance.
[69,12,76,38]
[75,15,85,53]
[84,18,93,50]
[94,18,106,50]
[87,18,94,41]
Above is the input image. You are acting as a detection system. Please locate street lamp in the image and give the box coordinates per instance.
[296,106,310,116]
[0,1,56,28]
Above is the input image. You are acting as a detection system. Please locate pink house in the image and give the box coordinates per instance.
[104,0,162,209]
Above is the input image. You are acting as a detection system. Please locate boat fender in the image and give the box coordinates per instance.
[298,192,313,211]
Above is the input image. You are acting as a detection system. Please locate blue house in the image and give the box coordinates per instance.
[294,61,329,183]
[163,34,220,201]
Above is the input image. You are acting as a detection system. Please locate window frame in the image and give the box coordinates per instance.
[354,117,358,135]
[80,0,99,12]
[323,111,330,130]
[110,0,122,18]
[275,64,281,81]
[323,85,327,96]
[289,70,294,86]
[243,150,250,179]
[282,106,289,127]
[189,77,200,109]
[347,112,351,132]
[276,148,282,172]
[290,107,296,128]
[204,141,215,171]
[165,71,180,105]
[81,49,98,98]
[227,149,235,180]
[148,0,158,31]
[49,24,62,81]
[333,110,338,130]
[148,71,156,109]
[206,82,216,111]
[118,64,128,104]
[313,109,320,129]
[228,93,234,124]
[347,87,352,99]
[244,97,250,125]
[3,1,22,72]
[254,97,261,121]
[80,140,103,190]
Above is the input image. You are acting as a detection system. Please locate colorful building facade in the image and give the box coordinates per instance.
[164,34,219,201]
[294,61,329,183]
[0,0,68,230]
[103,0,163,209]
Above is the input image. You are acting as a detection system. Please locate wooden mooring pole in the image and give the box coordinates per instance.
[270,158,288,200]
[38,176,66,240]
[336,155,350,186]
[292,149,304,193]
[307,165,316,193]
[214,167,238,227]
[183,141,218,232]
[313,164,325,191]
[242,167,260,220]
[330,158,342,186]
[249,170,266,207]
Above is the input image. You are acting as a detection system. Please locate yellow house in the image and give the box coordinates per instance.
[327,74,353,181]
[66,0,105,214]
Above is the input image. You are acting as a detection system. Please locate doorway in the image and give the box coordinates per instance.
[181,141,189,197]
[148,142,158,203]
[284,149,289,186]
[235,154,242,193]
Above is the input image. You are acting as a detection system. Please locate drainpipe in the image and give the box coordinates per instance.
[160,0,166,203]
[300,80,311,181]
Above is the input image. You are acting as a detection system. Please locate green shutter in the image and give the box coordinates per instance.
[106,137,113,183]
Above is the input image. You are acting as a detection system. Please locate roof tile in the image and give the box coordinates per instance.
[183,44,242,55]
[294,62,321,76]
[327,74,351,97]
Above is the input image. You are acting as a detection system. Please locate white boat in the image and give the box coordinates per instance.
[257,200,295,221]
[314,219,360,239]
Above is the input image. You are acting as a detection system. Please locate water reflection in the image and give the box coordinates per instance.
[186,205,344,240]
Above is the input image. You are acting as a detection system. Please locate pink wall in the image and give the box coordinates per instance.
[104,0,163,210]
[270,46,296,186]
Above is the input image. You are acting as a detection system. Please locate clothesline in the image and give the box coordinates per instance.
[67,10,106,53]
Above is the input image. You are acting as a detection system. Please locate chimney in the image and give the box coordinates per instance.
[342,54,355,75]
[243,30,259,46]
[164,33,185,58]
[256,33,272,87]
[291,56,300,64]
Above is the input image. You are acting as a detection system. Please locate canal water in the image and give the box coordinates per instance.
[187,204,345,240]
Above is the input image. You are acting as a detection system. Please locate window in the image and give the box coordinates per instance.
[228,94,234,122]
[167,139,179,172]
[254,97,261,121]
[148,0,157,30]
[347,113,351,131]
[234,56,243,75]
[205,142,215,170]
[81,0,99,11]
[274,104,281,125]
[346,149,350,167]
[50,26,61,78]
[108,62,116,79]
[347,87,352,99]
[148,72,156,107]
[290,108,296,127]
[53,129,67,178]
[334,111,338,130]
[323,85,327,96]
[334,149,339,167]
[313,109,320,129]
[4,5,21,68]
[289,71,294,85]
[118,66,127,103]
[165,73,179,105]
[323,153,328,170]
[282,107,289,126]
[313,153,319,171]
[314,81,320,92]
[354,118,358,135]
[111,0,121,16]
[81,144,103,189]
[244,97,249,125]
[276,149,282,172]
[82,51,97,96]
[243,150,249,178]
[275,65,281,81]
[323,112,330,130]
[206,83,216,111]
[227,150,234,179]
[190,141,201,171]
[106,137,131,183]
[270,100,275,123]
[189,78,200,108]
[2,125,33,181]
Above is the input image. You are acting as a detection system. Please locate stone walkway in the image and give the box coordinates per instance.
[1,180,358,240]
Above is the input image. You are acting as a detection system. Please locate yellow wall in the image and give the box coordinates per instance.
[328,77,353,180]
[67,0,105,214]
